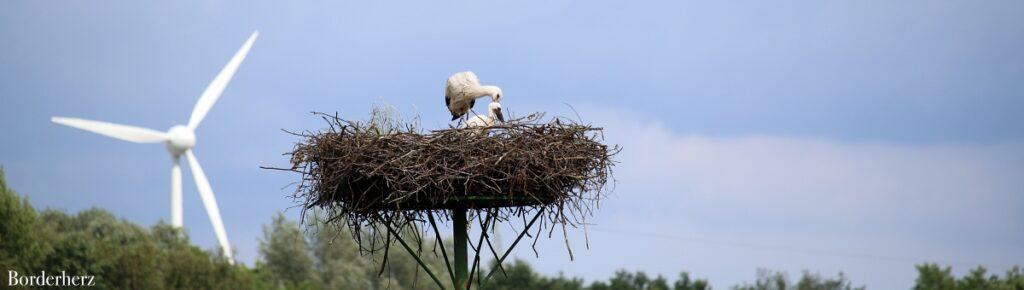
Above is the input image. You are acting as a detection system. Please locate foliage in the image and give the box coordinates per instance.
[730,269,864,290]
[480,260,585,290]
[914,263,1024,290]
[260,213,317,288]
[1,169,254,289]
[0,168,53,282]
[589,270,671,290]
[4,168,1024,290]
[675,272,712,290]
[0,167,457,289]
[480,261,708,290]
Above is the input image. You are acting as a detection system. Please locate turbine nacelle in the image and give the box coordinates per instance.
[166,125,196,155]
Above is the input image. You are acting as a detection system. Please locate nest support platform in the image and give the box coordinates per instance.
[267,112,618,289]
[373,206,548,290]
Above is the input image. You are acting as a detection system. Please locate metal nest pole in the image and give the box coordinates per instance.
[266,111,618,289]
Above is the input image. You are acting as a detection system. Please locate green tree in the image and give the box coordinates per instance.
[480,259,546,290]
[3,170,258,290]
[259,212,318,289]
[309,222,375,290]
[0,168,52,279]
[650,275,671,290]
[956,267,994,290]
[913,264,1024,290]
[542,272,586,290]
[480,259,584,290]
[269,211,455,290]
[152,222,260,289]
[794,271,863,290]
[21,166,1024,290]
[609,270,668,290]
[733,269,862,290]
[1003,266,1024,290]
[674,272,711,290]
[915,264,956,290]
[38,208,164,289]
[732,269,788,290]
[376,233,453,289]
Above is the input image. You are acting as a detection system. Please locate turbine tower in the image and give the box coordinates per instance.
[51,31,259,263]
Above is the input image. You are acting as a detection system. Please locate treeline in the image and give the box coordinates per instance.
[2,170,1022,289]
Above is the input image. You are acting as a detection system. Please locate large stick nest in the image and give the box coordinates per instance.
[268,110,618,266]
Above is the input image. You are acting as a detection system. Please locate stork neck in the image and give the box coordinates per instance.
[470,85,501,101]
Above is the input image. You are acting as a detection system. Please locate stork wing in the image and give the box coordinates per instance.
[445,71,480,108]
[188,31,259,130]
[52,117,168,143]
[447,71,480,88]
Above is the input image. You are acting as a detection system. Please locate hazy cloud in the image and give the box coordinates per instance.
[515,107,1024,289]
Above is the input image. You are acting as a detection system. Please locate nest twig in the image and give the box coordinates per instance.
[265,111,618,268]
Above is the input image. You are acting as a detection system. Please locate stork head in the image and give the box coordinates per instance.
[488,102,505,123]
[165,125,196,155]
[482,85,503,102]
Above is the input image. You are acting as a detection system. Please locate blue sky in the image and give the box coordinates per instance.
[1,1,1022,289]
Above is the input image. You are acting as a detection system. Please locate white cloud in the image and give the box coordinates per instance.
[594,106,1024,231]
[513,106,1024,289]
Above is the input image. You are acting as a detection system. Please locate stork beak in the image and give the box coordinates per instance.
[495,108,505,122]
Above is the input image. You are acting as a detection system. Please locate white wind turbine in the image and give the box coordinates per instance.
[51,31,259,263]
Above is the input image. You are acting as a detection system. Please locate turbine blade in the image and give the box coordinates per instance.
[184,150,234,262]
[171,155,183,228]
[52,117,168,143]
[188,31,259,129]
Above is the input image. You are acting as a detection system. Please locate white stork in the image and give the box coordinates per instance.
[445,71,502,122]
[462,102,505,130]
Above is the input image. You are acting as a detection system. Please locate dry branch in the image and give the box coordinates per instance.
[267,111,618,266]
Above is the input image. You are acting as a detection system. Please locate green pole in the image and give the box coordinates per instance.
[453,208,468,289]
